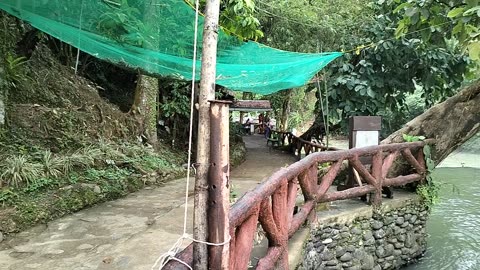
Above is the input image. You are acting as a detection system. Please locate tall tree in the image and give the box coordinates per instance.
[128,0,162,148]
[130,72,158,147]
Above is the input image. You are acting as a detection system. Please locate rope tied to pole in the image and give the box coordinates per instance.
[151,234,232,270]
[150,0,229,268]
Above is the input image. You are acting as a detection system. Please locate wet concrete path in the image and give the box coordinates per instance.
[0,134,297,270]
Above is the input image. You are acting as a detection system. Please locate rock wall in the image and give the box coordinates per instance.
[299,201,428,270]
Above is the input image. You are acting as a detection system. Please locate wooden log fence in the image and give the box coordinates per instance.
[272,130,339,159]
[163,139,433,270]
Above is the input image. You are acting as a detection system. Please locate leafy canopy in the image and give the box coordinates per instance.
[386,0,480,61]
[254,0,470,133]
[188,0,263,40]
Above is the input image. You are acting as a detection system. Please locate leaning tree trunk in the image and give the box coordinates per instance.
[382,80,480,167]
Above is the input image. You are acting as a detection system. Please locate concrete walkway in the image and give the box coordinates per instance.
[0,134,297,270]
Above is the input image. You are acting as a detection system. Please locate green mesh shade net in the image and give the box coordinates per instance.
[0,0,343,94]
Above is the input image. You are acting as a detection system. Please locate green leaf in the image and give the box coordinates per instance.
[464,6,480,16]
[468,41,480,60]
[452,22,464,35]
[426,159,436,172]
[395,21,408,38]
[423,144,431,158]
[393,2,411,14]
[367,88,375,97]
[405,7,418,17]
[447,7,465,18]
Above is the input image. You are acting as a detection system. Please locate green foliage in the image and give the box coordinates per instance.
[66,146,102,170]
[326,5,468,126]
[257,0,373,52]
[96,0,152,47]
[0,155,41,188]
[405,141,439,209]
[378,89,426,136]
[416,182,439,209]
[402,134,426,142]
[40,150,63,178]
[84,167,131,182]
[220,0,263,40]
[265,88,316,132]
[388,0,480,78]
[230,121,246,140]
[257,0,468,134]
[230,183,238,203]
[0,140,185,190]
[329,9,467,118]
[228,121,247,167]
[388,0,480,58]
[22,177,58,193]
[159,82,190,118]
[0,139,187,232]
[189,0,263,40]
[4,53,28,88]
[0,188,18,206]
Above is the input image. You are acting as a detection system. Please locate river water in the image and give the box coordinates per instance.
[405,135,480,270]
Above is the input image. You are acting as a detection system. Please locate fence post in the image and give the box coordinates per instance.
[371,150,383,206]
[208,100,231,269]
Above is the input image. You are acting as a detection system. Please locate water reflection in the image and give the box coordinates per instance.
[405,167,480,270]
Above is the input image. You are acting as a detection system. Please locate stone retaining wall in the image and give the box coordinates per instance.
[298,200,428,270]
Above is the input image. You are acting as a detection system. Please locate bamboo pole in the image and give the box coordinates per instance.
[194,0,221,268]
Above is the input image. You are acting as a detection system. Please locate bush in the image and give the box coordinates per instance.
[0,155,41,187]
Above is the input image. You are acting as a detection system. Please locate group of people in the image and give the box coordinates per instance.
[243,113,275,138]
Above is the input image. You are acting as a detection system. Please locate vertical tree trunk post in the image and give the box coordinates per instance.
[208,100,231,269]
[0,54,7,129]
[138,74,159,147]
[0,89,5,129]
[239,111,244,125]
[280,90,292,131]
[194,0,221,268]
[370,150,383,206]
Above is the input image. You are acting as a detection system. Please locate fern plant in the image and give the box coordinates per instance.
[4,53,29,88]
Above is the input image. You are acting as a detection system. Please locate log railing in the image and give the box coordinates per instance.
[272,130,339,159]
[163,140,432,270]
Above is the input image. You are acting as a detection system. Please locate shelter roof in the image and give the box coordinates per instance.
[230,100,272,112]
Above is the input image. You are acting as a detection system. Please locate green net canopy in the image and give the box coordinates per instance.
[0,0,343,94]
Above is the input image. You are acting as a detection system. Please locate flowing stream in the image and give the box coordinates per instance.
[405,135,480,269]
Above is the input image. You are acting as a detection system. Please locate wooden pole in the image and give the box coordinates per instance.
[208,100,231,269]
[194,0,221,269]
